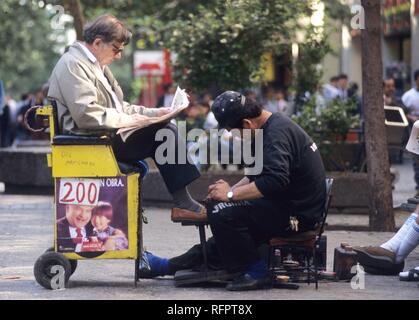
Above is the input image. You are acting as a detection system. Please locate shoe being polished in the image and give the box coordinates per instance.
[353,246,404,274]
[171,206,207,223]
[226,273,272,291]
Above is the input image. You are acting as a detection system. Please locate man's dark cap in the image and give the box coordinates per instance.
[211,91,246,129]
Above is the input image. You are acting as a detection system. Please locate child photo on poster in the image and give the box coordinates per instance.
[90,201,128,251]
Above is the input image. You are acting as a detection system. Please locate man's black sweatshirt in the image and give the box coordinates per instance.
[248,113,326,222]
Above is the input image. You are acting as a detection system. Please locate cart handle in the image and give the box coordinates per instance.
[24,105,49,132]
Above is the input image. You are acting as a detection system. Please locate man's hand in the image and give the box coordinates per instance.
[155,107,172,117]
[121,113,151,128]
[207,179,231,202]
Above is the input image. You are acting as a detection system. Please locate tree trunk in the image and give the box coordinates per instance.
[361,0,395,231]
[67,0,85,41]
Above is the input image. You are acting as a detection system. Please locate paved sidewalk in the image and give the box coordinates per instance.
[0,155,416,212]
[0,194,53,211]
[0,206,418,300]
[1,159,418,299]
[392,157,417,207]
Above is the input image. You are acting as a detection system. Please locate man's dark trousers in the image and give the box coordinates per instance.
[206,199,291,273]
[111,122,200,193]
[168,199,318,274]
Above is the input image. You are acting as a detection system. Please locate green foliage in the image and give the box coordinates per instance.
[293,96,363,172]
[294,29,331,107]
[321,98,360,141]
[0,0,335,102]
[0,1,65,96]
[292,97,323,143]
[163,0,315,92]
[77,0,218,22]
[292,97,360,144]
[323,0,353,26]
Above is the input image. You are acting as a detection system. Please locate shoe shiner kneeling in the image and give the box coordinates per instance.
[355,121,419,279]
[139,91,327,291]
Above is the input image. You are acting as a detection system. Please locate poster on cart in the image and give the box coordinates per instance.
[55,177,128,253]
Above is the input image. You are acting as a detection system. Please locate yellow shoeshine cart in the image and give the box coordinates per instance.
[31,104,145,289]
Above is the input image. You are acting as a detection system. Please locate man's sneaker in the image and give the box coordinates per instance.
[353,246,404,274]
[226,273,272,291]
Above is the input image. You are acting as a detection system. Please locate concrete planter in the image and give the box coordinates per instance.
[0,147,53,193]
[0,147,370,213]
[141,170,243,206]
[142,169,370,213]
[320,142,365,172]
[326,172,369,214]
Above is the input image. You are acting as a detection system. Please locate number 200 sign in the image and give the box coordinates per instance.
[59,179,100,206]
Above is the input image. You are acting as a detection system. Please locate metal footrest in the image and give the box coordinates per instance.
[174,269,239,286]
[179,220,208,226]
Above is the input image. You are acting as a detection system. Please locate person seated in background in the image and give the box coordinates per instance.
[177,94,208,132]
[383,78,403,107]
[402,70,419,195]
[264,88,292,117]
[336,74,349,101]
[0,80,4,116]
[354,205,419,280]
[402,70,419,124]
[383,77,409,161]
[322,76,340,103]
[355,123,419,280]
[47,14,205,223]
[347,82,363,117]
[201,92,213,109]
[243,89,258,102]
[155,83,176,108]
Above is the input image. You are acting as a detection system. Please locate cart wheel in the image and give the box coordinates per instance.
[34,252,71,290]
[45,247,78,275]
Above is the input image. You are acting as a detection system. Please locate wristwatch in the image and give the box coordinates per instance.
[227,189,234,201]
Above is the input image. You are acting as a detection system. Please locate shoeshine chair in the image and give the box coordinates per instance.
[268,178,334,290]
[171,218,235,286]
[30,101,149,289]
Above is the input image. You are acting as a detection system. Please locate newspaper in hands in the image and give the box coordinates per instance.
[117,86,189,142]
[169,86,190,113]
